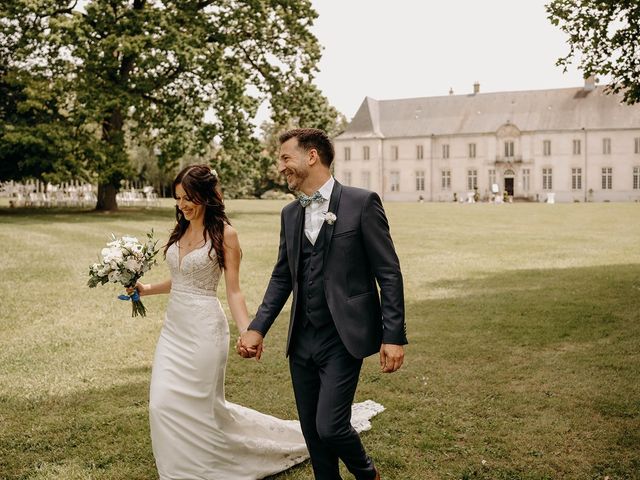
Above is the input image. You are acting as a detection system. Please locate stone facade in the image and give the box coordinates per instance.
[334,82,640,202]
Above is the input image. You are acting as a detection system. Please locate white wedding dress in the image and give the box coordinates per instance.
[149,239,384,480]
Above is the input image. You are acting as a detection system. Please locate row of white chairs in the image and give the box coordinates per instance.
[9,191,98,208]
[3,188,160,207]
[116,190,161,207]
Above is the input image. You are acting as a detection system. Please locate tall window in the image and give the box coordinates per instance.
[542,168,553,190]
[522,169,530,191]
[343,171,352,186]
[603,138,611,155]
[416,171,425,191]
[634,166,640,190]
[363,146,370,161]
[504,141,514,158]
[390,171,400,192]
[488,169,496,188]
[416,145,424,160]
[571,168,582,190]
[543,140,551,156]
[635,138,640,154]
[361,171,370,190]
[391,146,399,161]
[467,169,478,190]
[601,167,612,189]
[442,144,450,159]
[469,143,476,158]
[441,170,451,190]
[344,147,351,161]
[573,139,581,155]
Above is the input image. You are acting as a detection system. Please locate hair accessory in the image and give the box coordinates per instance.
[210,169,218,178]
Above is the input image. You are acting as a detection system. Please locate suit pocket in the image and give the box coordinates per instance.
[347,290,375,301]
[332,229,357,239]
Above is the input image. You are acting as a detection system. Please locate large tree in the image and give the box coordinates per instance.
[255,81,346,196]
[2,0,328,209]
[0,67,90,182]
[546,0,640,105]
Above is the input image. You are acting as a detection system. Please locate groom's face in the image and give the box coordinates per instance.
[278,137,310,192]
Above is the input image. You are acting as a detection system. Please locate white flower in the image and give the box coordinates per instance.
[210,168,218,178]
[108,271,121,283]
[119,271,133,285]
[101,247,123,263]
[324,211,337,225]
[124,258,142,273]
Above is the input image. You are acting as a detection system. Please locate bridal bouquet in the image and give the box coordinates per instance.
[88,230,159,317]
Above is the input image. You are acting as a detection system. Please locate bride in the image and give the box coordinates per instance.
[131,164,382,479]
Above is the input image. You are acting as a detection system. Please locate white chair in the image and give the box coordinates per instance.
[10,193,26,207]
[145,191,160,207]
[82,191,97,208]
[53,191,66,207]
[28,192,40,207]
[67,191,80,207]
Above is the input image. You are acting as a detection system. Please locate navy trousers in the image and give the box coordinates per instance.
[289,321,377,480]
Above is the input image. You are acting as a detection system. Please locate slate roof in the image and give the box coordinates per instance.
[338,86,640,139]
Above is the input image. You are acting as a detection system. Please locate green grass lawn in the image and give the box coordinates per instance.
[1,201,639,480]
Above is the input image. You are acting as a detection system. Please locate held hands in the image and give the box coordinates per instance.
[379,344,404,373]
[236,329,264,360]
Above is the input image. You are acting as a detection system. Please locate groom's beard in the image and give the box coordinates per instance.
[284,168,309,192]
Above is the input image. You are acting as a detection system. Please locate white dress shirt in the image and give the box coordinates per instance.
[304,176,334,245]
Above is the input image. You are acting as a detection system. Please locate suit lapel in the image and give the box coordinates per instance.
[289,202,304,278]
[322,181,343,265]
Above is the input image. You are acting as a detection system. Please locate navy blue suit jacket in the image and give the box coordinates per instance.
[249,181,407,358]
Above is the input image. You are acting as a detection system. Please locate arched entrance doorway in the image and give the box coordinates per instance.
[504,169,515,196]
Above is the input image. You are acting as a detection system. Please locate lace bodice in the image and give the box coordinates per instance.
[167,240,221,296]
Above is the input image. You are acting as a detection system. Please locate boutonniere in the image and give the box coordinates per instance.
[324,211,337,225]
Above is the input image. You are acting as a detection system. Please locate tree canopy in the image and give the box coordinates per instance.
[547,0,640,104]
[1,0,340,208]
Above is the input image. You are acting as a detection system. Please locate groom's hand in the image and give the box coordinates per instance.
[238,330,264,360]
[380,344,404,373]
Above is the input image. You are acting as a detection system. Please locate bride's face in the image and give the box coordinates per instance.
[175,183,204,222]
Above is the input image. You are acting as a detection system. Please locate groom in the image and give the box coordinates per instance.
[239,128,407,480]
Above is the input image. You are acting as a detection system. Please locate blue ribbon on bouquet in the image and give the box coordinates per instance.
[118,289,140,302]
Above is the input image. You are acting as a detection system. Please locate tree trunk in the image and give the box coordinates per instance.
[96,183,118,211]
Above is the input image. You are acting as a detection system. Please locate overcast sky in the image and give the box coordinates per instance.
[308,0,593,121]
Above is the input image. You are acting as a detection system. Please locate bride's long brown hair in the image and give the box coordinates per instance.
[165,164,230,269]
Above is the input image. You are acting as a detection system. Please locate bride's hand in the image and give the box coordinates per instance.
[126,281,149,296]
[237,330,264,360]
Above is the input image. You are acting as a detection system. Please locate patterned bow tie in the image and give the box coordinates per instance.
[298,191,325,207]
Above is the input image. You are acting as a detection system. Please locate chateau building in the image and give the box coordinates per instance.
[333,80,640,202]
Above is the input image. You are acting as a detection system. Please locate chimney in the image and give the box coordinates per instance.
[584,75,597,91]
[473,81,480,94]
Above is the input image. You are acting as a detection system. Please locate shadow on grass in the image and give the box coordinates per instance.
[394,262,640,479]
[0,379,311,480]
[409,262,640,349]
[0,382,155,480]
[2,263,639,479]
[0,207,175,225]
[0,205,281,225]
